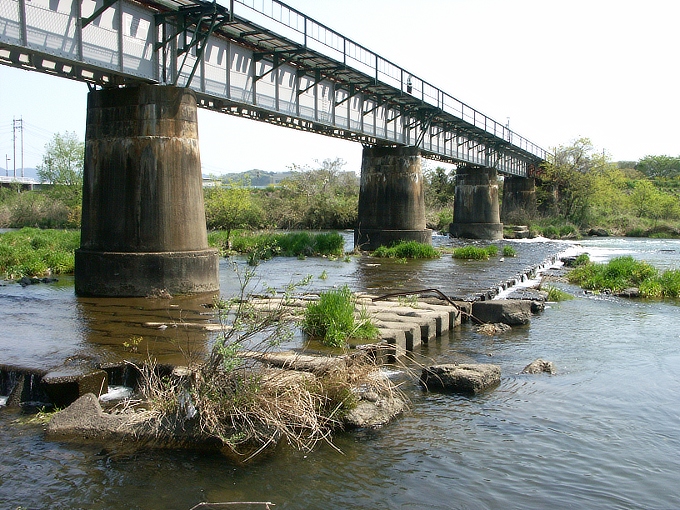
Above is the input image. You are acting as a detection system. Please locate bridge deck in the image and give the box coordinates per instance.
[0,0,547,175]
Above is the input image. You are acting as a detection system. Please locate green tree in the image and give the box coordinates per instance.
[37,131,84,207]
[204,178,264,241]
[636,155,680,179]
[424,165,455,208]
[272,158,358,229]
[538,138,616,225]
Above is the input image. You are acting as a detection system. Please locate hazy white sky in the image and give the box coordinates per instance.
[1,0,678,175]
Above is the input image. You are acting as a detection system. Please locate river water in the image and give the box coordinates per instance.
[1,235,680,509]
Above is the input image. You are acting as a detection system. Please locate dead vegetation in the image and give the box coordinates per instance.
[130,264,404,459]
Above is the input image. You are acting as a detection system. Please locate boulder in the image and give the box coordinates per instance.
[617,287,640,298]
[521,359,556,374]
[420,363,501,394]
[472,299,532,325]
[343,394,406,428]
[588,228,609,237]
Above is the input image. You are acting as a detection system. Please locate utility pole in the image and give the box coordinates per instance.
[12,117,24,178]
[4,154,9,177]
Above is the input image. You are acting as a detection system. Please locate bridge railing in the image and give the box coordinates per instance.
[231,0,548,162]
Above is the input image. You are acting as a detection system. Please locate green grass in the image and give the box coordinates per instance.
[502,245,517,257]
[209,231,345,261]
[574,253,591,266]
[452,245,499,260]
[639,269,680,298]
[302,285,379,347]
[372,241,439,259]
[543,285,573,301]
[567,255,680,298]
[0,227,80,279]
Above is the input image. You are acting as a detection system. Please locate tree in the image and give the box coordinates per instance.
[274,158,358,229]
[636,155,680,179]
[204,178,264,241]
[424,165,455,208]
[538,138,617,225]
[37,131,84,207]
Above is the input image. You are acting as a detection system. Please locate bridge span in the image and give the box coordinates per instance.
[0,0,547,295]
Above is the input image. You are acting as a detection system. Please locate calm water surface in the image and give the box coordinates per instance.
[1,236,680,509]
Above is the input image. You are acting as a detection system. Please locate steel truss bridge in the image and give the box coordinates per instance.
[0,0,548,176]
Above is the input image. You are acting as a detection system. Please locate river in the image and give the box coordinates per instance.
[1,235,679,509]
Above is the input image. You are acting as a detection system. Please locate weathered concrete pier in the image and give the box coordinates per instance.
[501,175,537,223]
[449,165,503,240]
[355,146,432,251]
[75,85,219,297]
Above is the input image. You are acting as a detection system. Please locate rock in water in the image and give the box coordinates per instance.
[521,359,556,374]
[420,364,501,394]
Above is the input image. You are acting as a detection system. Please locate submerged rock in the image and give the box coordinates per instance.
[420,363,501,394]
[521,359,556,374]
[476,323,512,335]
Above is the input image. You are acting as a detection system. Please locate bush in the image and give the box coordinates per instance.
[452,245,499,260]
[303,285,378,347]
[372,241,439,259]
[541,225,559,239]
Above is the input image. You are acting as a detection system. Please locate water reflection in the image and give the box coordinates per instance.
[75,292,219,366]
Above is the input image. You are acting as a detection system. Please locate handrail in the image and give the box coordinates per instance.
[229,0,548,161]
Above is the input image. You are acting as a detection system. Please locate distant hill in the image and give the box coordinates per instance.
[203,169,294,187]
[2,166,38,179]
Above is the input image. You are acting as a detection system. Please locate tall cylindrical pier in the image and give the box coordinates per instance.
[354,146,431,251]
[75,85,219,296]
[449,165,503,240]
[501,175,536,223]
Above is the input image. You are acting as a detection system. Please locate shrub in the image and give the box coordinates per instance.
[303,285,378,347]
[542,225,559,239]
[640,269,680,298]
[372,241,439,259]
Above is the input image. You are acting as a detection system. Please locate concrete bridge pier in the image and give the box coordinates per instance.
[75,84,219,297]
[501,175,536,223]
[354,146,431,251]
[449,165,503,240]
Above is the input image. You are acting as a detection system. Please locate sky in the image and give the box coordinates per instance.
[1,0,679,177]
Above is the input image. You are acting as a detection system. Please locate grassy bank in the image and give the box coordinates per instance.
[0,228,80,279]
[209,231,345,262]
